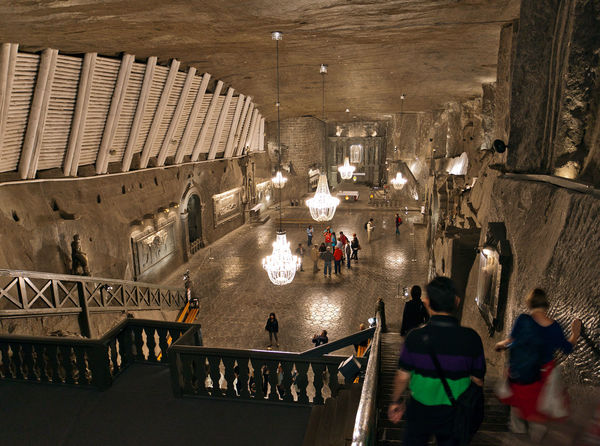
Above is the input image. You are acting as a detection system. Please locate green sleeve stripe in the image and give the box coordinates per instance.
[409,373,472,406]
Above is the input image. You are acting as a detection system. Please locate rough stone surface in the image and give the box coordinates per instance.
[0,0,520,121]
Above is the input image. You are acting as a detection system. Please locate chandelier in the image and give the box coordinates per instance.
[263,31,299,286]
[262,232,301,286]
[306,174,340,221]
[390,172,408,190]
[338,157,355,180]
[272,170,287,189]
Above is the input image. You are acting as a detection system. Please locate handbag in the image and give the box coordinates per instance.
[426,338,484,445]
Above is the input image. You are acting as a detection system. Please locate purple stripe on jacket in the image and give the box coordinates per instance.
[399,348,485,373]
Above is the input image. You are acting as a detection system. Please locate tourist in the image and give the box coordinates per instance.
[323,226,332,245]
[344,241,352,269]
[265,312,279,349]
[307,225,313,246]
[331,231,337,247]
[339,231,348,245]
[350,234,360,261]
[295,243,305,272]
[367,218,375,243]
[395,213,402,235]
[312,330,329,346]
[320,246,334,277]
[333,245,343,274]
[319,242,327,254]
[494,288,581,441]
[388,276,486,445]
[354,323,370,356]
[400,285,429,337]
[311,244,320,273]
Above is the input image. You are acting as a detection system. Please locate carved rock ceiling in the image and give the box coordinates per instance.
[1,0,520,121]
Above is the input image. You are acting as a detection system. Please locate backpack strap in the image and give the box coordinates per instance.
[424,334,457,406]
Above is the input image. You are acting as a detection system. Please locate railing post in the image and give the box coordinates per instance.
[377,297,387,333]
[77,280,92,338]
[169,349,182,397]
[90,342,111,390]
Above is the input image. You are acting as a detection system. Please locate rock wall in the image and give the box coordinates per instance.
[0,154,269,282]
[426,0,600,385]
[266,116,325,200]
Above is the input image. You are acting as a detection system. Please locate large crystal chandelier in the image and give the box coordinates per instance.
[272,170,287,189]
[390,172,407,190]
[306,174,340,221]
[263,232,300,286]
[338,157,355,180]
[263,31,299,286]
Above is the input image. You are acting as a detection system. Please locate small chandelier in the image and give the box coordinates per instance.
[272,170,287,189]
[391,172,407,190]
[338,157,355,180]
[306,174,340,221]
[263,232,300,286]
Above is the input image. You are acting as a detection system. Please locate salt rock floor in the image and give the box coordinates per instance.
[164,203,428,353]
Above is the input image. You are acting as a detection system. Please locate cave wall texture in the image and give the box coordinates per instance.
[0,153,271,282]
[426,0,600,385]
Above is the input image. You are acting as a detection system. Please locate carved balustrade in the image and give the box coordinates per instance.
[0,319,198,390]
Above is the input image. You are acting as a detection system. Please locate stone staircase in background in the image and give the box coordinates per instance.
[377,332,510,446]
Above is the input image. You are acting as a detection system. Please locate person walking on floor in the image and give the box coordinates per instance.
[367,218,375,243]
[344,241,352,269]
[307,225,313,246]
[350,234,360,261]
[320,246,334,277]
[339,231,348,245]
[311,244,320,273]
[295,243,305,271]
[400,285,429,337]
[318,242,327,254]
[331,231,337,248]
[323,226,332,245]
[388,276,486,446]
[265,312,279,349]
[333,245,343,274]
[395,213,403,235]
[312,330,329,346]
[494,288,581,442]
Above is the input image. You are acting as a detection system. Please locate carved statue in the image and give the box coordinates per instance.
[71,234,90,276]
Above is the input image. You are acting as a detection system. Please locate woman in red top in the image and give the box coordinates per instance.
[333,246,343,274]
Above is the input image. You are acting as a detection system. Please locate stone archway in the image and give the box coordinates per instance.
[180,184,205,257]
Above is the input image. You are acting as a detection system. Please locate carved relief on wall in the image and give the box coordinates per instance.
[212,187,242,227]
[131,219,177,278]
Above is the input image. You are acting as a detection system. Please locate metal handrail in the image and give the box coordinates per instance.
[351,309,383,446]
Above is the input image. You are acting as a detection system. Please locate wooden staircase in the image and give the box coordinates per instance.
[377,331,510,446]
[302,383,363,446]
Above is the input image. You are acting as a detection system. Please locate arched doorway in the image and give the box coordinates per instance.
[187,194,203,253]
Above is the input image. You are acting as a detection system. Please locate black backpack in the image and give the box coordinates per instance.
[508,315,545,384]
[364,221,368,230]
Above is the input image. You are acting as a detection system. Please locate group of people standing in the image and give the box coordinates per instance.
[306,225,361,277]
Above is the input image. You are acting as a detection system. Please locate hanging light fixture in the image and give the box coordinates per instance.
[390,172,408,190]
[263,31,300,286]
[338,157,355,180]
[390,93,407,188]
[306,173,340,221]
[271,31,287,190]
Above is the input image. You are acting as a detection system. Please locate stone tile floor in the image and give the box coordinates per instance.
[164,203,429,354]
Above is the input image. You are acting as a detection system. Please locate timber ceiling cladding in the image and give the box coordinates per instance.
[0,43,265,181]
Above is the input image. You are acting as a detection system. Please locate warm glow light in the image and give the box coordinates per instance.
[306,174,340,221]
[390,172,408,190]
[272,171,287,189]
[338,157,355,180]
[447,152,469,175]
[262,232,301,286]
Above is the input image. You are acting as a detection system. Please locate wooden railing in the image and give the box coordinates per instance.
[351,303,385,446]
[0,269,186,317]
[0,319,197,390]
[169,325,375,405]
